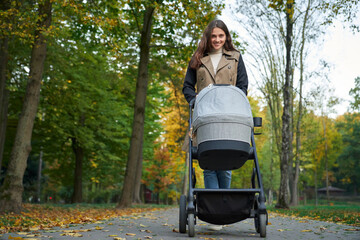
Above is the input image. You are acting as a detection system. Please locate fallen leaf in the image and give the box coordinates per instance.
[15,233,28,235]
[126,233,136,236]
[109,235,118,237]
[139,224,148,227]
[29,227,40,231]
[8,236,24,240]
[61,233,83,237]
[301,229,312,232]
[172,228,179,233]
[113,238,126,240]
[344,228,360,231]
[144,236,152,239]
[278,229,285,232]
[95,226,104,230]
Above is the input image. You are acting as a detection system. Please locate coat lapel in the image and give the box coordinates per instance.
[217,49,235,72]
[200,55,215,81]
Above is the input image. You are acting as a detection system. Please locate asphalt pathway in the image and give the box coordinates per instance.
[2,207,360,240]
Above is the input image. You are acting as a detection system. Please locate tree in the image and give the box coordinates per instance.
[117,0,223,208]
[335,113,360,194]
[349,76,360,111]
[0,0,52,213]
[234,0,295,208]
[117,1,157,208]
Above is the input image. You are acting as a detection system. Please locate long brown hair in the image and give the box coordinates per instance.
[190,19,236,69]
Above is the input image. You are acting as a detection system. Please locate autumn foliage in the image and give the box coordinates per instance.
[0,204,160,234]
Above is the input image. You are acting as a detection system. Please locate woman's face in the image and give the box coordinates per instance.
[211,27,226,50]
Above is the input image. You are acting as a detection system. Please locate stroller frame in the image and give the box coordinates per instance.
[179,97,267,238]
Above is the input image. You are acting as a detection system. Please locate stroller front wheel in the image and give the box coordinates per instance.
[259,213,266,237]
[188,213,195,237]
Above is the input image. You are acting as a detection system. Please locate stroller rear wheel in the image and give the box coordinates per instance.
[179,195,187,233]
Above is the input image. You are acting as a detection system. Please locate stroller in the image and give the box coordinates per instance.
[179,84,267,237]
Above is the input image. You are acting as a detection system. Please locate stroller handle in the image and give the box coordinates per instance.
[189,98,196,109]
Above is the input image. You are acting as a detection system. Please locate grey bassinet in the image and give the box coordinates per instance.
[192,85,253,170]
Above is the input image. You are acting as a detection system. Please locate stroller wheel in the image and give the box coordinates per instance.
[259,214,266,237]
[188,213,195,237]
[179,195,187,233]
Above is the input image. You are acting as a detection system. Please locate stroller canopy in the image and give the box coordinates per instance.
[192,84,253,144]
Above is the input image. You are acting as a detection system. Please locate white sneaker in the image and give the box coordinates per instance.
[207,224,223,231]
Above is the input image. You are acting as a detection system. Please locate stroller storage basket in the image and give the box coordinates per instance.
[196,191,255,225]
[193,85,253,170]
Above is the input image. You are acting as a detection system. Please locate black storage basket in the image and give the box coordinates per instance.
[196,191,255,225]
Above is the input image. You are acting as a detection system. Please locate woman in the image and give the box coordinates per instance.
[182,19,248,191]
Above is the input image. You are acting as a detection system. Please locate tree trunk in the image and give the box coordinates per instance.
[0,88,9,178]
[117,6,155,208]
[0,0,52,213]
[291,0,311,206]
[35,150,43,203]
[323,117,329,205]
[315,168,318,206]
[276,0,294,209]
[0,0,11,180]
[71,137,84,203]
[133,142,143,204]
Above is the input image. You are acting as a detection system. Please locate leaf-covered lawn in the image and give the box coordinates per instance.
[0,204,162,233]
[269,204,360,227]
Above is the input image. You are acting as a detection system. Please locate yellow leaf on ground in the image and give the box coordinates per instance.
[278,229,285,232]
[60,233,83,237]
[29,227,39,231]
[95,226,104,230]
[8,236,24,240]
[109,235,118,237]
[126,233,136,236]
[301,229,312,232]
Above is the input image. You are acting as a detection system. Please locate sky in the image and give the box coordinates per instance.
[220,2,360,117]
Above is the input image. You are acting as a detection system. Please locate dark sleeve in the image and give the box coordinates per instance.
[182,64,197,103]
[236,54,248,96]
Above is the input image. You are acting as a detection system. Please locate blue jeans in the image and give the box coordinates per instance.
[203,170,232,189]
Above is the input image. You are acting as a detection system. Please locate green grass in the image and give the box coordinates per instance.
[268,202,360,226]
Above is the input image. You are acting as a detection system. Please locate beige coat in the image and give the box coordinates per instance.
[196,49,240,93]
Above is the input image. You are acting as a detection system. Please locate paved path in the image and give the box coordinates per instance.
[2,207,360,240]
